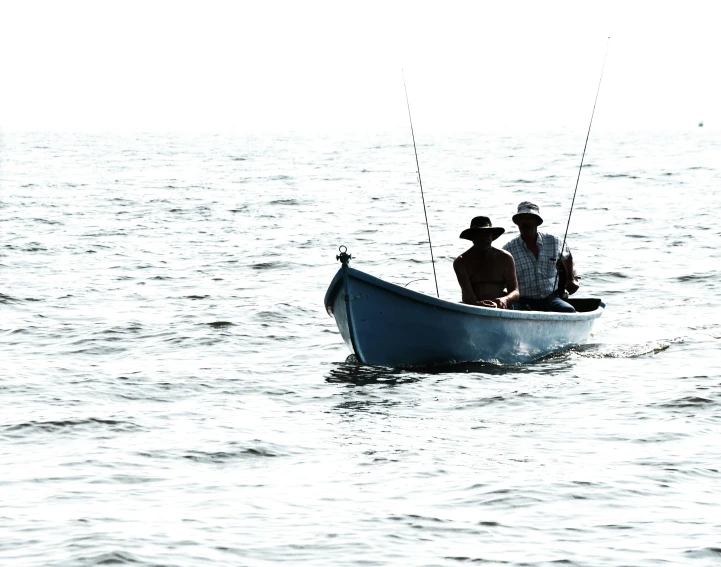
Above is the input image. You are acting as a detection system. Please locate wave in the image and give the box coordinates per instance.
[676,272,719,283]
[138,443,288,462]
[654,396,715,409]
[73,551,142,565]
[251,261,283,270]
[182,448,278,462]
[2,418,139,435]
[583,271,629,280]
[206,321,234,328]
[684,547,721,559]
[603,173,639,179]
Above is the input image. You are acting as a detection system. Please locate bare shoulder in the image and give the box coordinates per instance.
[454,248,474,267]
[493,247,515,263]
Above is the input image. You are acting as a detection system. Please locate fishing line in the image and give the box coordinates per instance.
[556,38,610,291]
[402,70,439,298]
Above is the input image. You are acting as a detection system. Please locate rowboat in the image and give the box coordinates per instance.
[324,248,605,367]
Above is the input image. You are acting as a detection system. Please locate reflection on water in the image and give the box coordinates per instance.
[325,355,539,384]
[325,357,420,386]
[332,396,405,415]
[326,340,678,384]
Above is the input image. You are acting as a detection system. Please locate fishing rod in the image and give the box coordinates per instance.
[556,38,610,292]
[402,70,439,298]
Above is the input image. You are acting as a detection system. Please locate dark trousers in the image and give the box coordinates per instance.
[513,294,576,313]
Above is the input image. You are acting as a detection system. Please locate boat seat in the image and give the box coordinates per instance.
[566,297,604,313]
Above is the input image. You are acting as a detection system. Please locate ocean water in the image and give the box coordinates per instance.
[1,128,720,566]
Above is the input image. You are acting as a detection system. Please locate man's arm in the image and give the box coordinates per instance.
[453,256,480,305]
[561,251,580,295]
[493,252,520,309]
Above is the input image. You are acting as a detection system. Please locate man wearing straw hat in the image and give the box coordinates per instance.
[454,216,519,309]
[503,201,579,313]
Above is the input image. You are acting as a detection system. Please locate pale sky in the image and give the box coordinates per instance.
[0,0,718,133]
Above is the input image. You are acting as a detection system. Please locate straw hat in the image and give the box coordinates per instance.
[459,216,505,241]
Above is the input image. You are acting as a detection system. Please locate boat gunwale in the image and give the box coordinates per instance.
[326,266,604,322]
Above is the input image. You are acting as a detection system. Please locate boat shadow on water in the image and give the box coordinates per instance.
[324,339,674,386]
[325,354,557,385]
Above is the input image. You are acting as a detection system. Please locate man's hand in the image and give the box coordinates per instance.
[566,278,580,295]
[492,297,509,309]
[478,300,497,308]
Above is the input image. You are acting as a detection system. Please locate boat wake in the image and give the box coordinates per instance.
[560,338,683,359]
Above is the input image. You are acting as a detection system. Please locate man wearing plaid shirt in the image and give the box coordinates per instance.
[502,202,579,313]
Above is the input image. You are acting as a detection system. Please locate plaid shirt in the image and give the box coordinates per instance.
[503,232,569,299]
